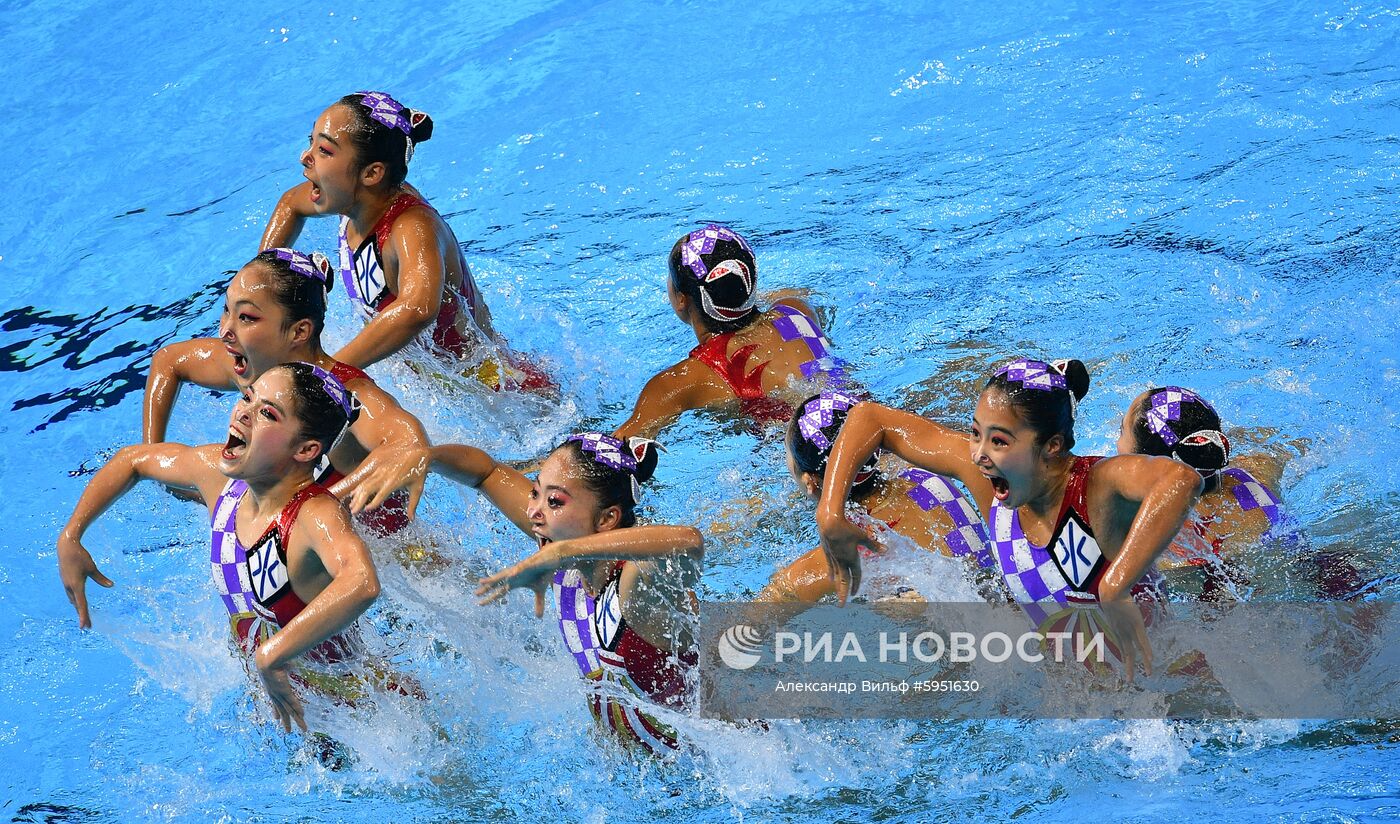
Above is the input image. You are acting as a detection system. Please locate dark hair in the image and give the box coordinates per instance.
[1130,387,1228,494]
[275,362,357,459]
[788,392,880,500]
[336,92,435,189]
[983,358,1091,451]
[249,250,333,340]
[555,435,661,528]
[668,226,760,334]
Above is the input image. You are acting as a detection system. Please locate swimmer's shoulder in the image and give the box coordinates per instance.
[770,296,819,321]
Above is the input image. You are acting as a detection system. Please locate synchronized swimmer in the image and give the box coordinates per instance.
[57,89,1310,755]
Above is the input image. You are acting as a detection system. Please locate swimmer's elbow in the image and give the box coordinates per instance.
[354,565,382,606]
[1174,463,1206,499]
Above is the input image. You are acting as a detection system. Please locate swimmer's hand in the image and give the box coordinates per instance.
[1099,596,1153,686]
[815,514,878,607]
[331,445,429,520]
[57,535,114,630]
[255,653,307,734]
[475,544,561,618]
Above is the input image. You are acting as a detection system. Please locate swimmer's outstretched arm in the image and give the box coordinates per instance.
[143,339,237,442]
[261,180,429,253]
[327,381,432,519]
[254,495,380,733]
[815,402,993,605]
[430,444,535,535]
[57,443,226,628]
[259,182,318,252]
[475,525,704,618]
[613,359,727,440]
[331,209,445,369]
[1090,454,1204,683]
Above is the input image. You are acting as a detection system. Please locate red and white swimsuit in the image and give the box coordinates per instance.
[337,193,553,391]
[208,479,354,662]
[552,562,696,753]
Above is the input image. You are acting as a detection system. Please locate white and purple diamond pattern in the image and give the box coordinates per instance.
[1145,388,1196,445]
[773,305,850,384]
[554,569,602,677]
[994,359,1066,392]
[900,469,994,568]
[209,480,256,618]
[681,225,751,278]
[990,500,1070,626]
[357,91,411,133]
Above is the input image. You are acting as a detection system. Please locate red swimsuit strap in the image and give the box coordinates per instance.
[371,193,431,252]
[1055,455,1104,528]
[328,359,370,386]
[251,482,335,552]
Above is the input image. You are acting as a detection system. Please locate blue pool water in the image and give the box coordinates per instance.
[2,0,1398,820]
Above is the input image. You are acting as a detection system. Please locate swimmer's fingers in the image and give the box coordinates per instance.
[260,666,307,734]
[1102,599,1151,685]
[533,585,546,619]
[847,555,863,603]
[403,472,425,522]
[58,540,113,630]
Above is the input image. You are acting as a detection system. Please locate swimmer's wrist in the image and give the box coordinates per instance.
[254,641,290,673]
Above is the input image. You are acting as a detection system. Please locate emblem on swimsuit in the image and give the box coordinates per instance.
[1048,509,1104,592]
[594,576,626,652]
[246,533,292,603]
[352,241,388,312]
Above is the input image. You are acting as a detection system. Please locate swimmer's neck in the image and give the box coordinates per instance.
[1021,455,1075,520]
[238,468,317,520]
[345,184,408,237]
[686,313,713,344]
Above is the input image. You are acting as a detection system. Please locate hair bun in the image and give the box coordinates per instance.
[311,251,335,294]
[625,436,663,484]
[408,110,434,144]
[1056,359,1091,401]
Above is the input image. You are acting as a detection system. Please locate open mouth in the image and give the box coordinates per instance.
[987,473,1011,502]
[534,531,551,549]
[309,182,322,204]
[227,348,248,376]
[222,429,247,462]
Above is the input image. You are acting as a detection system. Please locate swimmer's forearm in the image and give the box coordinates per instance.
[551,525,705,565]
[431,444,497,487]
[331,306,435,369]
[258,183,315,251]
[431,445,534,534]
[60,447,145,542]
[1099,463,1203,602]
[816,402,888,526]
[254,565,380,672]
[144,340,227,442]
[143,369,178,443]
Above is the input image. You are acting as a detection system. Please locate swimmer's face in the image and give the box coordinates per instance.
[301,104,363,215]
[526,450,621,548]
[666,273,688,323]
[220,264,303,382]
[220,369,321,479]
[1117,391,1151,456]
[970,388,1060,508]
